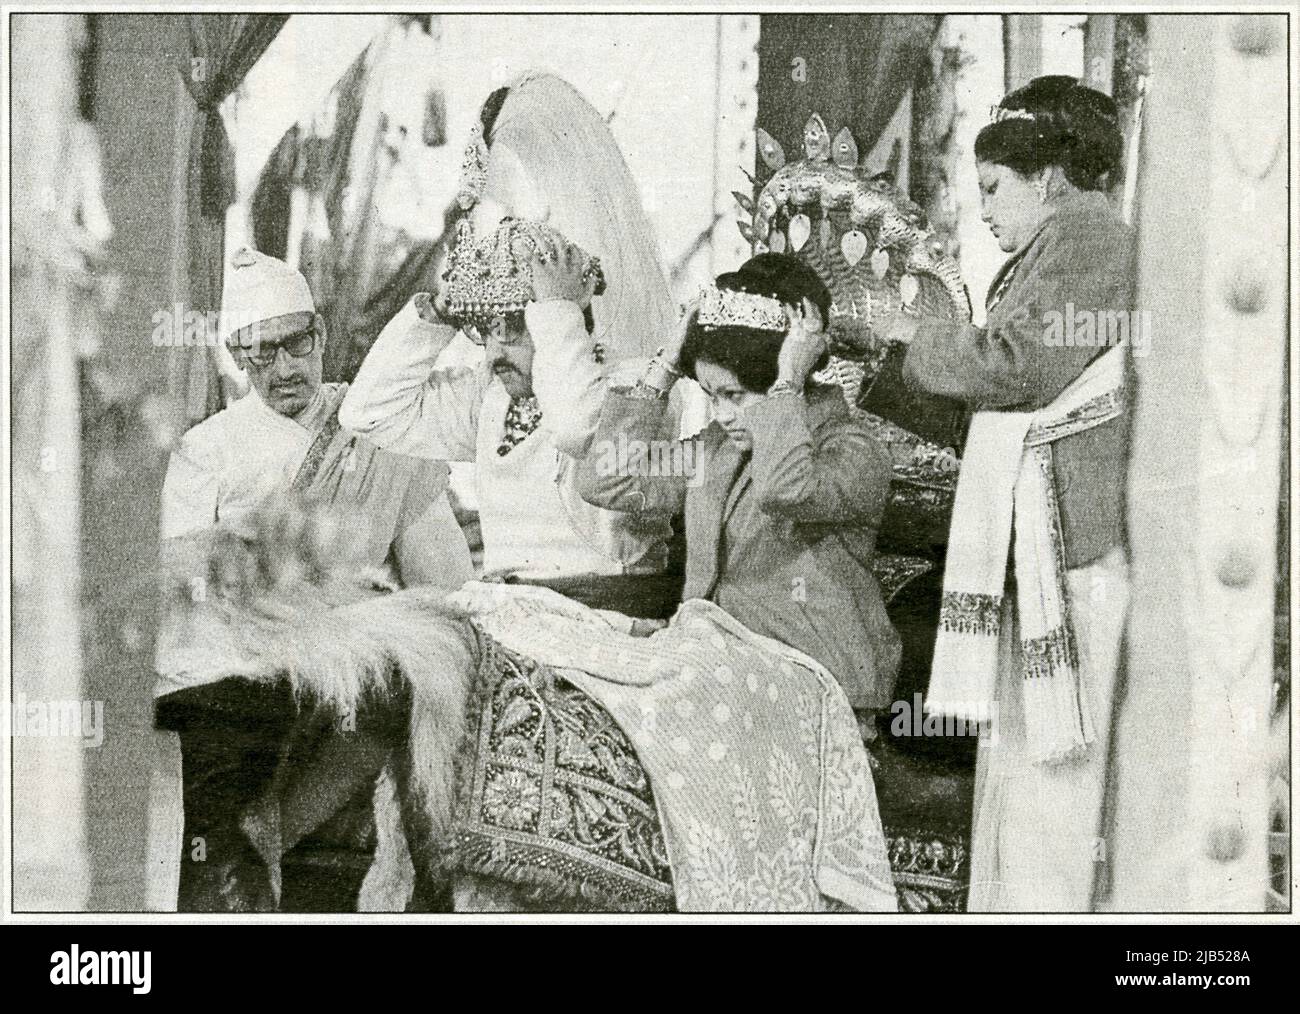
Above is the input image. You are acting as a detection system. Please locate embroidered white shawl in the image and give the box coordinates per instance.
[927,347,1127,763]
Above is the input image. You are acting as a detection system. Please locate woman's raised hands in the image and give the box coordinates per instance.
[775,297,828,387]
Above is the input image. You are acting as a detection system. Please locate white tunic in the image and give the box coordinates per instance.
[156,383,471,694]
[340,297,671,581]
[160,384,332,541]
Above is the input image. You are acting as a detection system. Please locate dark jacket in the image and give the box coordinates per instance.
[577,382,902,710]
[903,189,1135,568]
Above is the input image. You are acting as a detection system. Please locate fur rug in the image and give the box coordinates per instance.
[164,569,478,910]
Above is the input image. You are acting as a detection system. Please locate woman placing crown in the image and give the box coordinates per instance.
[877,76,1135,913]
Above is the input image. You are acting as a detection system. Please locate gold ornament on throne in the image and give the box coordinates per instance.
[739,114,974,584]
[741,113,969,379]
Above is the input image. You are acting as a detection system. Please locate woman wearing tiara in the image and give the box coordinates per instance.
[878,76,1135,912]
[435,249,902,911]
[578,252,902,716]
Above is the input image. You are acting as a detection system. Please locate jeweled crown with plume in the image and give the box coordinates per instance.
[442,218,606,324]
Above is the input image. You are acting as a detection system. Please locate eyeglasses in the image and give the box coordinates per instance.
[232,328,318,368]
[461,318,527,348]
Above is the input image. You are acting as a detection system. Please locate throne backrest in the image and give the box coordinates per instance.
[738,115,973,560]
[739,115,971,390]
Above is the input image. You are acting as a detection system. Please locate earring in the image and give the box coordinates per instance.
[1034,175,1049,204]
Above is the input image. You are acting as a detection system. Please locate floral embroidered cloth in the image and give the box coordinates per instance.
[446,582,897,912]
[451,629,676,912]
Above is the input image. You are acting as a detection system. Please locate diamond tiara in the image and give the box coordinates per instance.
[696,285,787,333]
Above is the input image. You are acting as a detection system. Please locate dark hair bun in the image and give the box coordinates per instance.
[678,253,833,393]
[975,75,1123,191]
[718,253,833,324]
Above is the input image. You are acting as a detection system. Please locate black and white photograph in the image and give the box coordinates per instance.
[3,1,1295,942]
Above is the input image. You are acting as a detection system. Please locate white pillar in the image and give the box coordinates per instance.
[1105,13,1286,912]
[10,13,93,911]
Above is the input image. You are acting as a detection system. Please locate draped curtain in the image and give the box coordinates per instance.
[756,14,938,192]
[249,122,302,261]
[249,41,452,383]
[175,13,288,425]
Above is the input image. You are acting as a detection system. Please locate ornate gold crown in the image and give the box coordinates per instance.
[443,219,533,322]
[696,285,787,333]
[443,218,606,324]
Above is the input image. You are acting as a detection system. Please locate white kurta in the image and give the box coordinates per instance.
[160,384,333,541]
[156,382,470,695]
[339,297,671,582]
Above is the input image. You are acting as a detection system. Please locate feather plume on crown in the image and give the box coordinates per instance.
[457,121,490,211]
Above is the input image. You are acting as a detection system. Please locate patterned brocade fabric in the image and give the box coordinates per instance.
[449,626,676,912]
[871,553,936,605]
[886,829,968,913]
[450,629,971,913]
[1021,625,1077,680]
[497,396,543,456]
[938,591,1003,637]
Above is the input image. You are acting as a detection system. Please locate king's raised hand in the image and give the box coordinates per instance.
[513,229,602,308]
[414,290,454,328]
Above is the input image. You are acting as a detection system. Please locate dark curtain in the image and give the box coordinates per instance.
[250,123,302,260]
[756,14,937,191]
[176,13,288,425]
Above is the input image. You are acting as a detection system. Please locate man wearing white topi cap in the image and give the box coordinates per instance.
[216,244,321,421]
[154,247,472,911]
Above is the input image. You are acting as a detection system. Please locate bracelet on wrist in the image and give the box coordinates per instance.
[626,380,671,402]
[642,369,675,394]
[641,348,682,393]
[652,347,682,378]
